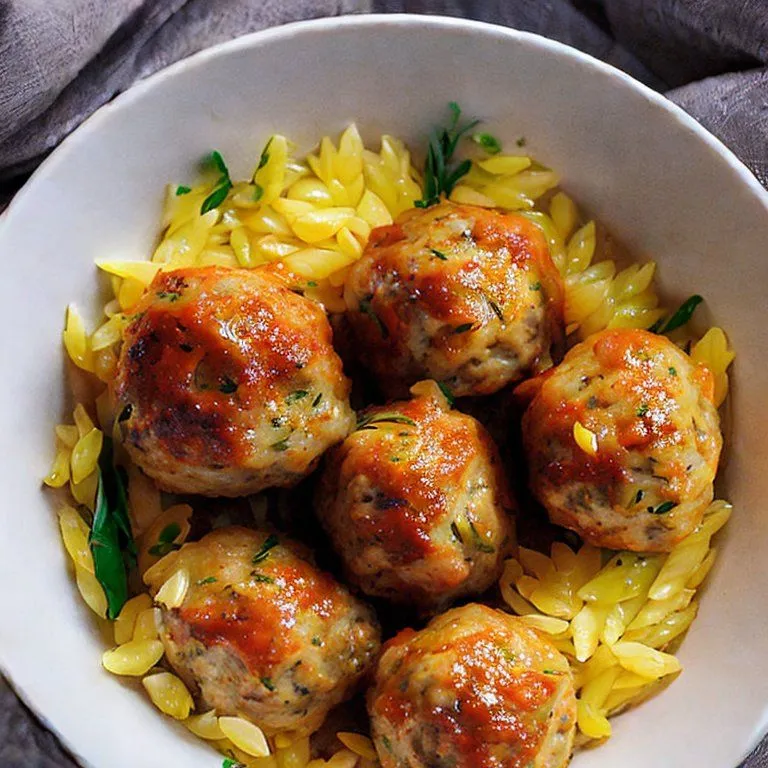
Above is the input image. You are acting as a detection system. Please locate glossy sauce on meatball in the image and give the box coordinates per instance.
[368,604,576,768]
[144,526,380,735]
[520,328,722,551]
[344,201,564,398]
[315,382,515,609]
[113,266,354,496]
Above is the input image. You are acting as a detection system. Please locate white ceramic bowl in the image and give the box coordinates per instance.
[1,14,766,768]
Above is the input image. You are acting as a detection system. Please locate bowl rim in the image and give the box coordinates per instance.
[1,12,767,767]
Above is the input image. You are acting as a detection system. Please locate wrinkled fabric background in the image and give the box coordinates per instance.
[0,1,766,766]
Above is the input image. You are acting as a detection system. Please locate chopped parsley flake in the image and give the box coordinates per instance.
[648,501,676,515]
[437,381,455,407]
[270,438,290,452]
[196,576,217,586]
[359,297,389,339]
[471,132,502,154]
[636,404,650,417]
[356,412,417,431]
[312,392,323,408]
[286,390,309,404]
[260,676,276,691]
[453,322,475,334]
[430,248,448,260]
[252,534,279,564]
[175,185,192,196]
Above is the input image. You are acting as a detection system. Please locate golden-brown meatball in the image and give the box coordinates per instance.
[520,329,722,552]
[113,265,354,497]
[344,202,564,398]
[368,604,576,768]
[144,526,381,735]
[315,381,515,609]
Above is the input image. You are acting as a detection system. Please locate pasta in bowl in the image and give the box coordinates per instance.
[0,14,766,768]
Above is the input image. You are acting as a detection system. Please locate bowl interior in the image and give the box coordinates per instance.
[1,14,767,768]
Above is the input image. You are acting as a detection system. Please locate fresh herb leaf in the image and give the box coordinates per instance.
[257,138,273,171]
[201,150,233,214]
[147,522,182,557]
[196,576,217,586]
[430,248,448,261]
[530,281,541,291]
[261,676,276,691]
[201,183,232,214]
[90,437,136,620]
[356,413,417,431]
[471,132,502,154]
[450,521,464,544]
[175,185,192,196]
[252,573,275,583]
[270,438,290,452]
[359,297,389,339]
[648,295,703,334]
[311,636,322,646]
[636,404,650,418]
[486,296,505,322]
[437,381,455,407]
[307,281,318,288]
[648,501,676,515]
[286,390,309,404]
[633,489,645,505]
[157,291,181,301]
[312,392,323,408]
[222,760,245,768]
[415,102,480,208]
[469,521,495,553]
[453,322,475,334]
[382,735,393,752]
[669,367,678,377]
[542,669,562,675]
[252,534,279,564]
[219,377,238,395]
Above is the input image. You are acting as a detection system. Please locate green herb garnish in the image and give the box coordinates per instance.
[669,366,678,376]
[148,522,182,557]
[415,102,479,208]
[201,150,233,214]
[530,281,542,291]
[90,437,137,619]
[157,291,181,301]
[356,412,417,431]
[312,392,323,408]
[359,297,388,339]
[252,183,264,202]
[486,297,505,322]
[286,390,309,404]
[430,248,448,261]
[648,295,703,334]
[261,676,276,691]
[453,322,475,334]
[222,759,245,768]
[311,636,322,646]
[450,521,464,544]
[633,489,645,505]
[437,381,455,407]
[252,573,275,583]
[252,534,279,564]
[175,185,192,196]
[636,404,650,418]
[196,576,217,586]
[469,521,495,553]
[257,138,273,171]
[270,438,290,452]
[471,132,502,154]
[648,501,676,515]
[381,735,393,752]
[516,137,527,147]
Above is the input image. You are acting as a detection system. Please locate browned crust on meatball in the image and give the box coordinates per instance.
[344,202,565,398]
[112,265,354,496]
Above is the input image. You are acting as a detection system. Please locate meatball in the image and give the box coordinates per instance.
[315,381,515,609]
[113,265,354,496]
[143,526,381,735]
[344,201,564,398]
[368,603,576,768]
[520,328,722,552]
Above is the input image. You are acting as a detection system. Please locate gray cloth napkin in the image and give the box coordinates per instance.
[1,1,766,766]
